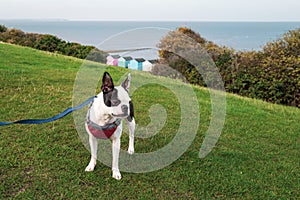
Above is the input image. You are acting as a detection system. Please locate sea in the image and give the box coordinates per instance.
[1,20,300,60]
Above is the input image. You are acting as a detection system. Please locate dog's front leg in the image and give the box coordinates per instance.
[112,136,122,180]
[85,133,98,172]
[127,118,135,155]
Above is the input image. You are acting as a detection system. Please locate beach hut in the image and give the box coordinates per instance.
[129,58,145,70]
[118,56,132,68]
[142,60,157,71]
[106,55,120,66]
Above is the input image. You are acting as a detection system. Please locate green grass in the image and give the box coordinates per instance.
[0,43,299,199]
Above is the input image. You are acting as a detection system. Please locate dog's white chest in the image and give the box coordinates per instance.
[90,104,112,126]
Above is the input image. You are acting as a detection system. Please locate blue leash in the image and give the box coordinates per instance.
[0,96,97,126]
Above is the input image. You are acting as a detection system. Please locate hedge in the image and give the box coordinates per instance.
[0,25,106,63]
[157,27,300,107]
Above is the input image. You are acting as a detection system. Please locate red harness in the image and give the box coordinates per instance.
[86,100,121,139]
[87,120,120,139]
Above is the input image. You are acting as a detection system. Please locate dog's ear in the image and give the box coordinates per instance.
[101,72,114,93]
[122,73,131,92]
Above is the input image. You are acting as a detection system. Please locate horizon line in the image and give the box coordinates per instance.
[1,18,300,23]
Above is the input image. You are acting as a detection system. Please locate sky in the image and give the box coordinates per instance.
[1,0,300,21]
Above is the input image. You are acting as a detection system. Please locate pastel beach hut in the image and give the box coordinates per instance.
[142,60,157,71]
[129,58,145,70]
[106,55,120,66]
[118,56,132,68]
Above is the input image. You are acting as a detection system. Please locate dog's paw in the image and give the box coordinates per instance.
[85,162,96,172]
[128,147,134,155]
[112,170,122,180]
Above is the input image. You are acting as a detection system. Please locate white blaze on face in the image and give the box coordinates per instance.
[111,86,131,117]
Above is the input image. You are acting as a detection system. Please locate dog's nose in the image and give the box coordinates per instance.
[121,105,128,115]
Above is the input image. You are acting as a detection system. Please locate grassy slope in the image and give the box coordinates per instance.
[0,43,299,199]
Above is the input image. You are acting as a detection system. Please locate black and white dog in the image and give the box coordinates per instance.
[84,72,135,180]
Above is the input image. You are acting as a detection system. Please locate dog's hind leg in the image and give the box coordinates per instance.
[85,132,98,172]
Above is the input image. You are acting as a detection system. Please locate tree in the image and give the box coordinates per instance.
[0,25,7,33]
[259,28,300,106]
[157,27,233,87]
[86,48,106,63]
[157,26,300,107]
[34,34,62,52]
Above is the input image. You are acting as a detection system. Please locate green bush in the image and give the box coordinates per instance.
[158,27,300,107]
[0,25,7,33]
[157,27,207,85]
[0,26,106,63]
[86,49,106,63]
[34,34,62,52]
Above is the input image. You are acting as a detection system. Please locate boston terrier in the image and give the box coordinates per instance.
[84,72,135,180]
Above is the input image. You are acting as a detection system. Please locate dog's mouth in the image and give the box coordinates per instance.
[111,105,129,118]
[112,113,128,118]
